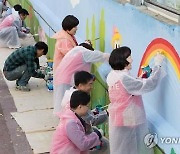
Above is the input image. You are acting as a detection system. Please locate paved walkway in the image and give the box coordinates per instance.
[0,37,57,154]
[0,71,32,154]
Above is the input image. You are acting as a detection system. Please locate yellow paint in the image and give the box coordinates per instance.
[47,59,53,62]
[143,49,180,79]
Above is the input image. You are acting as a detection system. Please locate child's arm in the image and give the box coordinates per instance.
[66,120,100,151]
[82,109,108,126]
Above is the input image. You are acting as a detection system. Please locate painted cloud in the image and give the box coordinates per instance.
[70,0,80,8]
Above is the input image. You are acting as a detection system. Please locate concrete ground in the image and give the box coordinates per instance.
[0,36,57,154]
[0,37,36,154]
[0,71,33,154]
[0,36,109,153]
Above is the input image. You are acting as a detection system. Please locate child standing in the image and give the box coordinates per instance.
[106,46,165,154]
[50,91,101,154]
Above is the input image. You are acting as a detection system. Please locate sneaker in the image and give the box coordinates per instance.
[9,45,22,49]
[15,85,30,92]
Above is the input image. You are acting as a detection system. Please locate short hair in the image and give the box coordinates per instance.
[79,43,94,51]
[35,41,48,55]
[109,46,131,70]
[13,4,22,11]
[74,71,95,86]
[18,9,29,16]
[70,90,90,109]
[62,15,79,31]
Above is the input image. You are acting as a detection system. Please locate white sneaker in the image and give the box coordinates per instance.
[8,45,22,49]
[15,85,30,92]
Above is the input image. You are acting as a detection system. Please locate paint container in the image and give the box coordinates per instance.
[46,80,53,91]
[47,60,53,68]
[141,65,152,78]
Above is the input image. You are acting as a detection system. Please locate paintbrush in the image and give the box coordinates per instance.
[101,104,109,109]
[91,37,100,41]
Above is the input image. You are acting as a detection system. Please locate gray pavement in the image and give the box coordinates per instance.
[0,71,33,154]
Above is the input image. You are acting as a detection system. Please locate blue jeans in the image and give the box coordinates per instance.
[3,64,36,86]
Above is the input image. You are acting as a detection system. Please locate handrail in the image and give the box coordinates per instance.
[25,0,56,33]
[8,0,56,33]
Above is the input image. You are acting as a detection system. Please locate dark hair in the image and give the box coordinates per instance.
[62,15,79,31]
[109,46,131,70]
[74,71,95,86]
[35,41,48,55]
[18,8,29,16]
[70,90,90,109]
[13,4,22,11]
[79,43,94,51]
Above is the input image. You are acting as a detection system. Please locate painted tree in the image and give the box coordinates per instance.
[171,148,176,154]
[99,9,105,52]
[91,15,96,48]
[86,19,89,40]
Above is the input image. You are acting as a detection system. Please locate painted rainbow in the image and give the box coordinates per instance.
[138,38,180,79]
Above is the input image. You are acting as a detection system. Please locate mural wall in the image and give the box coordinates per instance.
[9,0,180,153]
